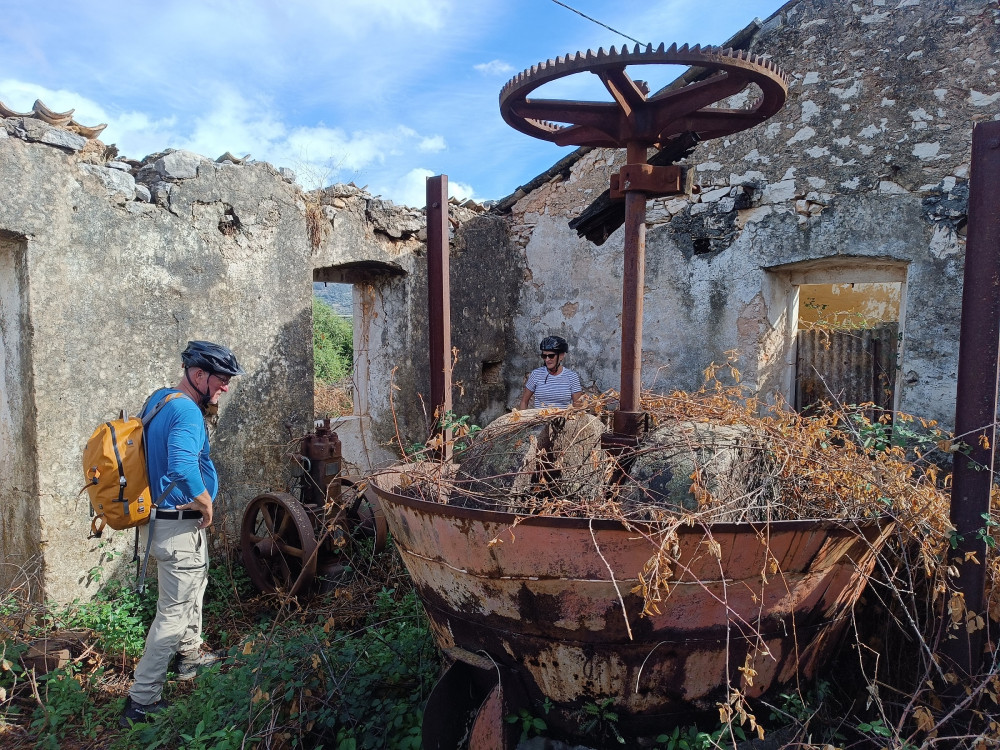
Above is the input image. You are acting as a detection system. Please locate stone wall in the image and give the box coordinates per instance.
[310,186,521,466]
[0,122,312,602]
[0,115,523,602]
[502,0,999,427]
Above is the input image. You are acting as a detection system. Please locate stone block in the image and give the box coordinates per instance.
[149,180,173,207]
[11,118,87,151]
[701,186,732,203]
[761,180,797,204]
[455,411,608,510]
[152,149,209,180]
[80,164,137,202]
[621,420,761,518]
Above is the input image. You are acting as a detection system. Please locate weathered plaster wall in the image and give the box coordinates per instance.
[0,126,312,602]
[505,0,998,427]
[0,231,40,589]
[310,187,521,465]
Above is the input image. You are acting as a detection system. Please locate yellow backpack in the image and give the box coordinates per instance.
[82,393,182,537]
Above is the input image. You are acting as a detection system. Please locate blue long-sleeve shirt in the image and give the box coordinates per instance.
[141,388,218,509]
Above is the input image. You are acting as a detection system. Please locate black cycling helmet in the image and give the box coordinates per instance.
[539,335,569,354]
[181,340,245,377]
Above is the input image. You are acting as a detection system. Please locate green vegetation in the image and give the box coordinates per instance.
[404,410,482,458]
[505,699,550,743]
[313,297,354,383]
[0,542,438,750]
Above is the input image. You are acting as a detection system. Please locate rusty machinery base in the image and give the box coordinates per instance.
[371,473,892,747]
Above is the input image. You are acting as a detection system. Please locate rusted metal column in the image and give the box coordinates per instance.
[944,120,1000,676]
[426,175,453,456]
[614,141,648,436]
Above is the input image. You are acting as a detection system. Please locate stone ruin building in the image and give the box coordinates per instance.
[0,0,996,602]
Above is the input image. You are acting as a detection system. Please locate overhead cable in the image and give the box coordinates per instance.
[549,0,648,47]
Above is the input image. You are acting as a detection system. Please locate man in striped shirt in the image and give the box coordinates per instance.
[518,335,584,409]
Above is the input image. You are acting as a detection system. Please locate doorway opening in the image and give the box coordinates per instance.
[796,281,902,414]
[313,261,405,423]
[313,281,354,418]
[766,259,908,417]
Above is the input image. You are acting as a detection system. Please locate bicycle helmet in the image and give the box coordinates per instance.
[181,340,243,412]
[539,335,569,354]
[181,340,245,376]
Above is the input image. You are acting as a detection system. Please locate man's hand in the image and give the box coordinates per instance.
[177,490,213,529]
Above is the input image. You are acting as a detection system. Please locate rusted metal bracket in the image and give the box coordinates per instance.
[611,409,648,436]
[610,164,688,200]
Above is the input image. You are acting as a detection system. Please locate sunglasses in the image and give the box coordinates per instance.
[541,353,558,360]
[209,372,232,386]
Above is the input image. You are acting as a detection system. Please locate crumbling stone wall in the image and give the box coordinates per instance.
[0,118,311,602]
[0,109,523,601]
[310,186,521,464]
[503,0,998,427]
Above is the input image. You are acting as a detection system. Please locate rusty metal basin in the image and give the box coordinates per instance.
[370,468,892,738]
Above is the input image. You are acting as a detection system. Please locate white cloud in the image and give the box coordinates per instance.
[0,79,182,158]
[474,60,515,76]
[381,168,477,209]
[418,135,446,153]
[0,79,110,127]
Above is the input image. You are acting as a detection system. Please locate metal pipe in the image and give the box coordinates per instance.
[944,120,1000,675]
[426,175,453,457]
[619,141,648,420]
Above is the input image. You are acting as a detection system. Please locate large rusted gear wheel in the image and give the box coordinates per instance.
[241,492,318,596]
[499,43,788,148]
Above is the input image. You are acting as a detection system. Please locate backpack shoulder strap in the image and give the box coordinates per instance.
[141,391,185,427]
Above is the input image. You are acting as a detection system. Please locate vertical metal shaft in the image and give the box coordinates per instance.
[944,120,1000,675]
[426,175,453,450]
[619,141,647,418]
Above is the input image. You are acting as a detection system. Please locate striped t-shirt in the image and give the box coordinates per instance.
[525,367,582,408]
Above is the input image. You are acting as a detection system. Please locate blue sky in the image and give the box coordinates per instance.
[0,0,784,207]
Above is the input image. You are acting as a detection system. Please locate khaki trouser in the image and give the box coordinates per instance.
[130,516,208,705]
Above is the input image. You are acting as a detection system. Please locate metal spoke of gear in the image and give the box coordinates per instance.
[500,42,787,148]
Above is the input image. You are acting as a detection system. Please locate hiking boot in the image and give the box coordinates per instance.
[119,696,169,727]
[173,648,223,680]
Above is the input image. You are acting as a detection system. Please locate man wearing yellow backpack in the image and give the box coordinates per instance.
[120,340,244,726]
